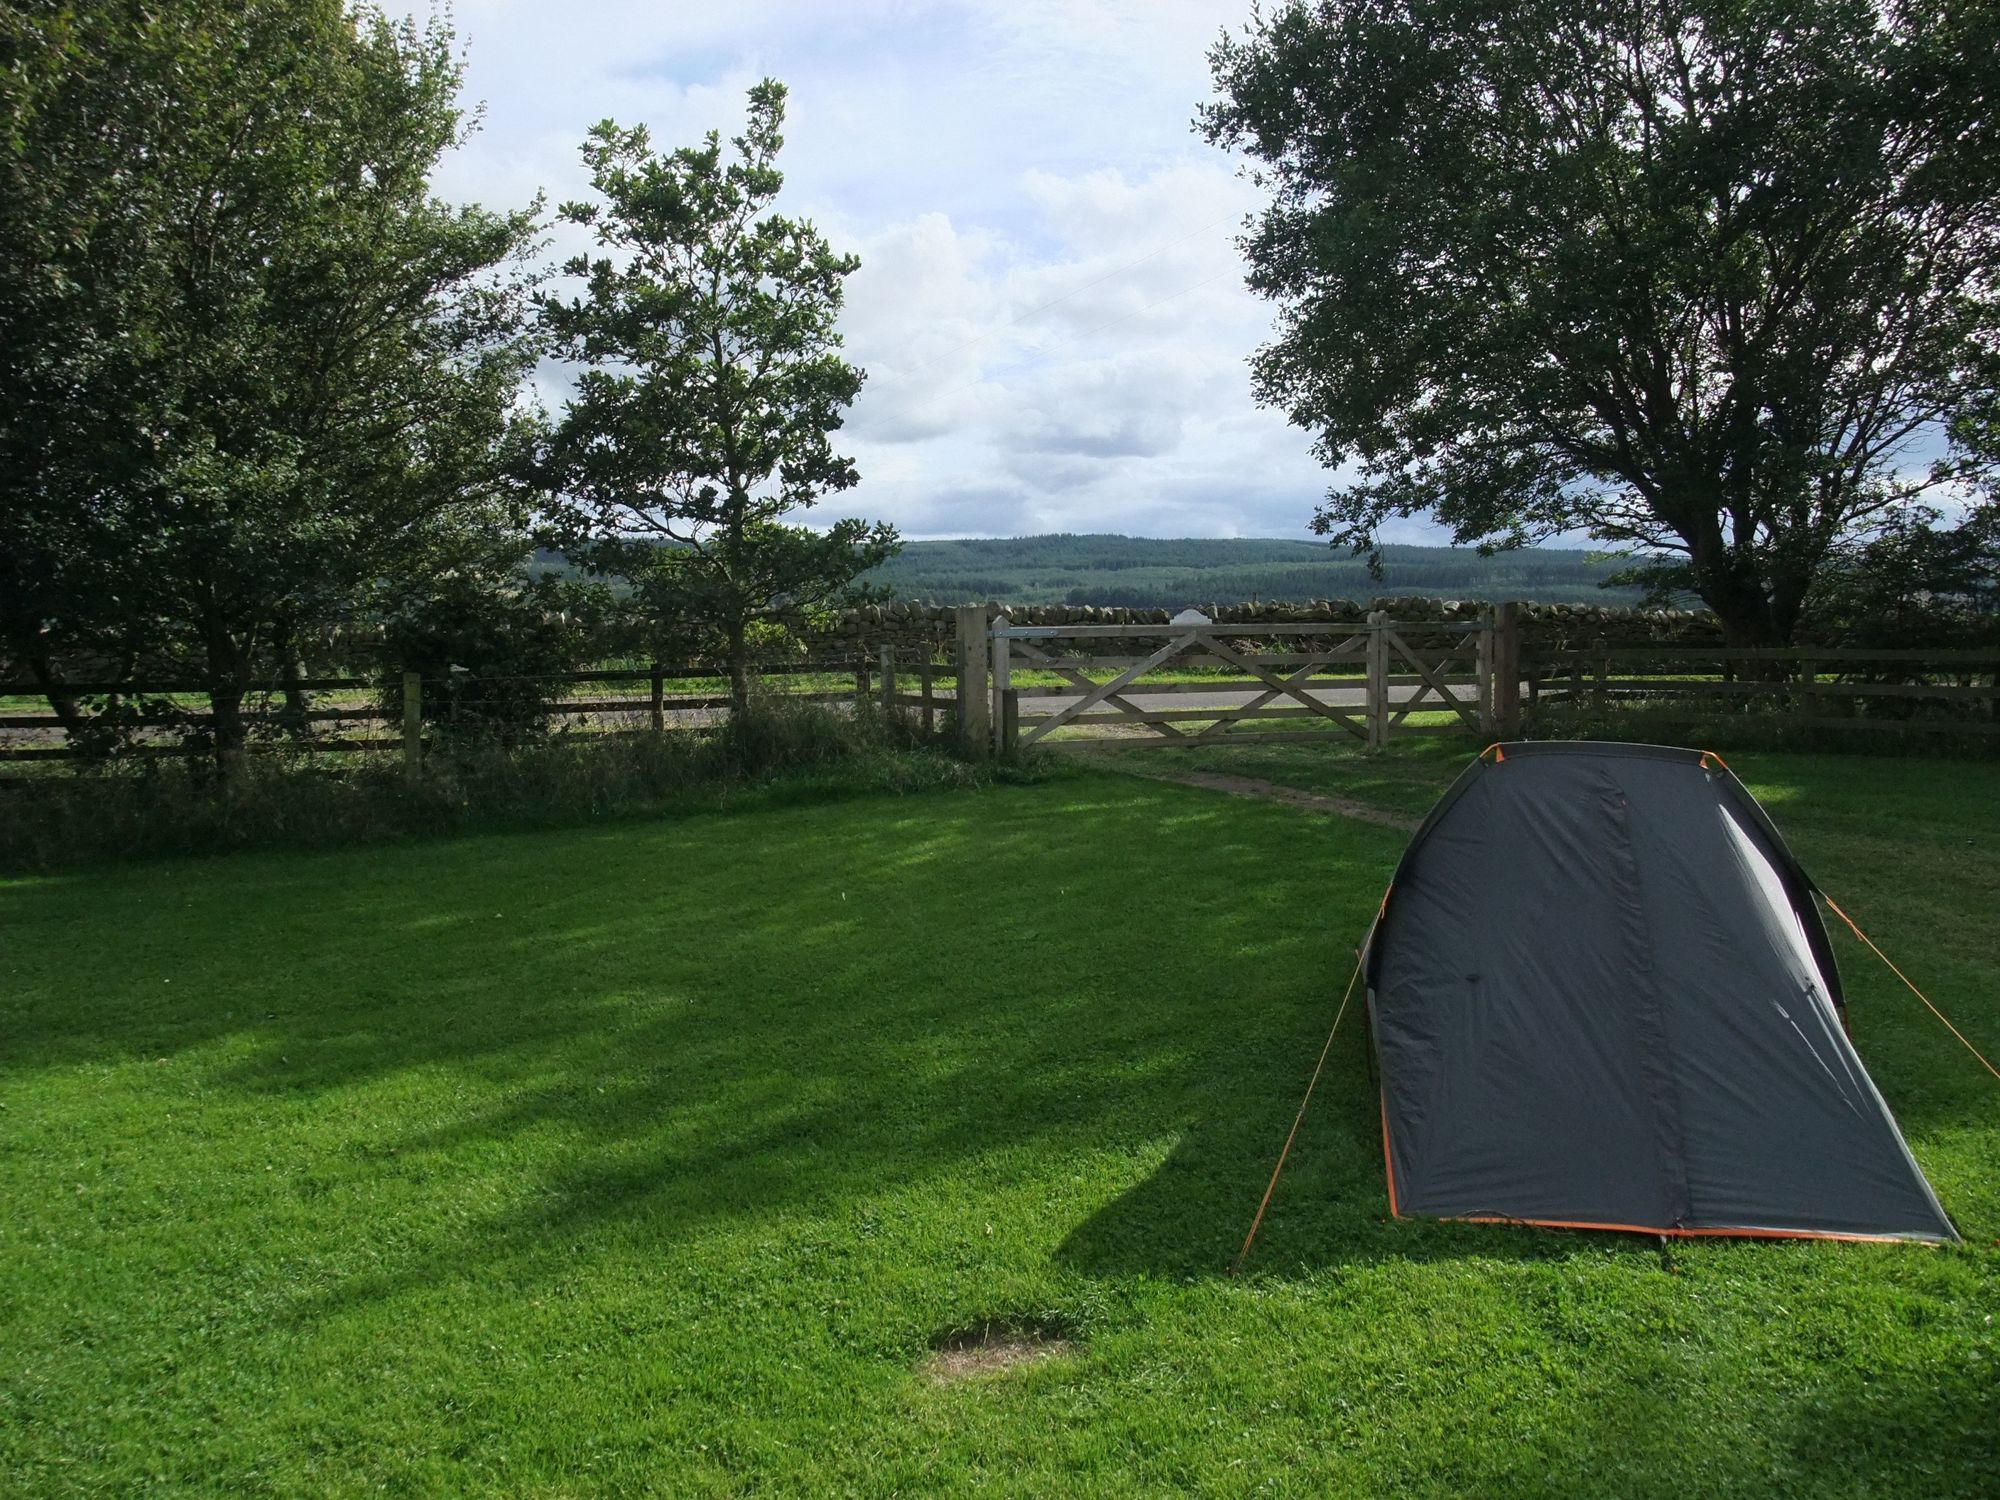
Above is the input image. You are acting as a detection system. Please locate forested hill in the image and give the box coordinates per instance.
[857,535,1643,607]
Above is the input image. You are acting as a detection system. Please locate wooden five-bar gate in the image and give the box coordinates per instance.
[950,605,1521,755]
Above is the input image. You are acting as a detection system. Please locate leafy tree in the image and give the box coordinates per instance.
[379,571,607,749]
[0,1,543,766]
[1,0,171,725]
[1804,502,2000,646]
[1202,0,2000,643]
[538,79,898,712]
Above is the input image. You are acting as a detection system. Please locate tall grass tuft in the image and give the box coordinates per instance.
[0,699,1043,872]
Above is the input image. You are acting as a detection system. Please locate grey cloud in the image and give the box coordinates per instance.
[848,398,965,445]
[1011,406,1183,459]
[996,450,1106,490]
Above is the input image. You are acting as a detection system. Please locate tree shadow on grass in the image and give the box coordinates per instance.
[7,763,1981,1324]
[3,773,1443,1310]
[1054,1041,1610,1282]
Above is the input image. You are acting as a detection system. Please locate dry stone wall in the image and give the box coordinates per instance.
[802,598,1722,659]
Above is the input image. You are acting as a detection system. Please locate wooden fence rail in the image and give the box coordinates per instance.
[965,608,1504,755]
[0,654,966,766]
[1525,641,2000,736]
[14,616,1996,768]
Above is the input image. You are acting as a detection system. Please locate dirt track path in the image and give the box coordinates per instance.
[1106,764,1421,831]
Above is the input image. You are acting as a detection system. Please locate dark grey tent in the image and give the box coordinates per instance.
[1364,741,1956,1242]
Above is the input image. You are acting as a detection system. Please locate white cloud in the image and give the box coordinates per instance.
[418,0,1443,542]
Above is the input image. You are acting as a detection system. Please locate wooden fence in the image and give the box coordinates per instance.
[1526,641,2000,736]
[0,655,964,767]
[959,604,1519,754]
[12,610,1997,768]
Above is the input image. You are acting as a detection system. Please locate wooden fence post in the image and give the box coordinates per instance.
[919,657,935,736]
[1365,610,1389,752]
[1592,635,1610,713]
[1493,601,1522,737]
[402,671,422,780]
[990,613,1012,756]
[878,645,895,715]
[1476,606,1496,737]
[649,661,665,733]
[954,604,989,754]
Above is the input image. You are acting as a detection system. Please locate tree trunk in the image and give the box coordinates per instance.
[202,626,251,775]
[1701,593,1796,689]
[25,655,89,735]
[209,682,249,774]
[1688,531,1786,648]
[725,617,751,716]
[1686,542,1805,696]
[1706,595,1784,648]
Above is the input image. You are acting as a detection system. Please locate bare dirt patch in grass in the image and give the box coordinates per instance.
[1101,763,1421,830]
[922,1319,1076,1383]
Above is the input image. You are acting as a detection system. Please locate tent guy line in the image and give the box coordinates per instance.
[1230,947,1367,1277]
[1821,895,2000,1085]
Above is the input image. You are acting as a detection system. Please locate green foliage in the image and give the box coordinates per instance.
[0,700,997,871]
[1203,0,2000,644]
[379,575,605,748]
[538,80,899,709]
[709,693,890,775]
[1,764,1994,1492]
[0,1,544,764]
[1802,503,2000,647]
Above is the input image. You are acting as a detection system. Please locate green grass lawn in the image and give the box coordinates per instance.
[3,759,1997,1496]
[1083,723,1474,814]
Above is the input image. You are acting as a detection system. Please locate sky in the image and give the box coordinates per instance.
[423,0,1417,544]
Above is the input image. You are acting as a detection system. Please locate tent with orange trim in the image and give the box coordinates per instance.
[1362,741,1956,1242]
